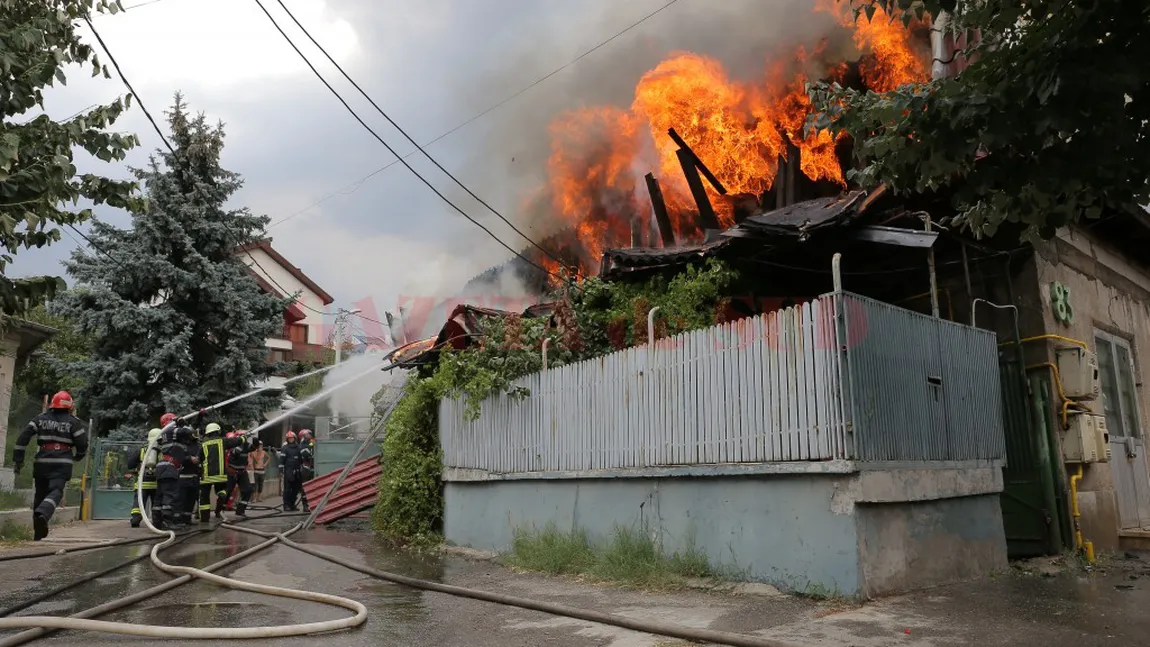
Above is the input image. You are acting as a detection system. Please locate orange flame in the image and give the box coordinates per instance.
[535,0,928,279]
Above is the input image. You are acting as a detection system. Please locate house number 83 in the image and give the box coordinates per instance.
[1050,282,1073,324]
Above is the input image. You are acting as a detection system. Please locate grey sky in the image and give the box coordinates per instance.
[14,0,833,327]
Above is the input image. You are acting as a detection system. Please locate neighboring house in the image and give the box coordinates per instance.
[234,238,334,457]
[0,320,56,489]
[1012,216,1150,552]
[234,238,335,377]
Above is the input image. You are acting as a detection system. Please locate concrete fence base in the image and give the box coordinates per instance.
[444,463,1009,598]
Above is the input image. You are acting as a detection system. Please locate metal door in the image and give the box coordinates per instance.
[1096,332,1150,529]
[88,439,144,520]
[998,357,1057,556]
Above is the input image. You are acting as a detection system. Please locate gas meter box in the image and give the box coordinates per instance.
[1093,414,1111,463]
[1063,412,1104,463]
[1055,347,1100,400]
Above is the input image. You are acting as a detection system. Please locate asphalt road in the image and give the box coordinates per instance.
[1,518,1149,647]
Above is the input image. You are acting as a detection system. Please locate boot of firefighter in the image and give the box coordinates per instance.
[130,513,142,528]
[234,500,248,518]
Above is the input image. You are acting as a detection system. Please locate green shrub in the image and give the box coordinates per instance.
[372,379,443,545]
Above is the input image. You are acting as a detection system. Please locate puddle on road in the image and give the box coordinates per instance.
[120,601,294,627]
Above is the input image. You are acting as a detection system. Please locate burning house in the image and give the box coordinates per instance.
[502,0,931,284]
[425,0,1150,591]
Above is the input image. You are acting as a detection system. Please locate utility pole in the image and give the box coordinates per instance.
[331,308,361,432]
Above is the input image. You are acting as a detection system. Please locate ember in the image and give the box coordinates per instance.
[526,1,929,281]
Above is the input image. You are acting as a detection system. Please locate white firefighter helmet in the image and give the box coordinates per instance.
[147,427,162,443]
[204,422,222,436]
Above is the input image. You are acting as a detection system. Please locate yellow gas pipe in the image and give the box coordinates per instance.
[1069,465,1096,563]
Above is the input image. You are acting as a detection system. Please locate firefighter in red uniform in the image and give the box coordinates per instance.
[13,391,88,540]
[224,431,255,518]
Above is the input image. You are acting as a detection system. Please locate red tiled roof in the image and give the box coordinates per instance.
[235,238,335,305]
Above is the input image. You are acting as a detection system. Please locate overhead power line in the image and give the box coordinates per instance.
[86,15,401,333]
[268,0,566,267]
[84,16,174,153]
[250,0,563,281]
[268,0,683,229]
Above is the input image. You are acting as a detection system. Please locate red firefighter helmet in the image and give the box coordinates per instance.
[225,431,238,439]
[299,429,312,442]
[285,430,297,442]
[49,391,73,410]
[160,412,178,427]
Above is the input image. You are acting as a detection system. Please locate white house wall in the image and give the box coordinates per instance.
[240,247,327,344]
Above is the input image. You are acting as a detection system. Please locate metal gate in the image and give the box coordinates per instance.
[87,439,144,520]
[998,358,1061,556]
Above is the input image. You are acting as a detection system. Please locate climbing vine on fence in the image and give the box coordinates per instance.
[432,259,739,418]
[373,259,739,543]
[372,377,443,545]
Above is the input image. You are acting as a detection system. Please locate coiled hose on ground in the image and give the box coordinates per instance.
[0,442,367,640]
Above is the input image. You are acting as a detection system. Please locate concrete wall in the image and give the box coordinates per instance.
[0,331,18,469]
[446,473,863,594]
[445,465,1007,597]
[855,494,1008,596]
[1030,227,1150,550]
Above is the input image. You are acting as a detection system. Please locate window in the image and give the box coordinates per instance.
[289,323,308,344]
[268,349,291,364]
[1095,331,1142,439]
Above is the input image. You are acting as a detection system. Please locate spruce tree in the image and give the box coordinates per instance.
[55,95,287,438]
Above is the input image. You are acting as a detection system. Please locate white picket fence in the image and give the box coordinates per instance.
[439,295,850,473]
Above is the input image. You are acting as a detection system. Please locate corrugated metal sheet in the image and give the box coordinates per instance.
[839,293,1006,463]
[439,290,1007,475]
[440,296,849,473]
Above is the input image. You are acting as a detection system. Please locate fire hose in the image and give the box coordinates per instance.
[0,361,800,647]
[0,440,367,641]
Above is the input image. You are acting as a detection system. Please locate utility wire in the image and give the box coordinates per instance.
[84,16,173,153]
[268,0,683,229]
[250,0,562,282]
[241,248,393,330]
[269,0,566,267]
[88,15,396,332]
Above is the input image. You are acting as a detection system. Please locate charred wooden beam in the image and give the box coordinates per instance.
[644,173,676,248]
[676,148,722,232]
[785,142,798,207]
[630,214,643,248]
[773,155,786,210]
[667,128,727,195]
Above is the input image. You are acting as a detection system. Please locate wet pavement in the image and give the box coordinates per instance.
[1,518,1150,646]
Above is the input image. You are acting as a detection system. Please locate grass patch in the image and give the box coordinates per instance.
[506,523,717,588]
[0,490,26,511]
[0,519,31,542]
[507,523,594,575]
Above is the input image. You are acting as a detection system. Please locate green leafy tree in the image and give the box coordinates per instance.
[54,95,287,438]
[14,300,94,410]
[1,0,141,317]
[808,0,1149,238]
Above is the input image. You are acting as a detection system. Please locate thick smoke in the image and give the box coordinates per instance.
[453,0,846,238]
[390,0,853,309]
[322,354,398,425]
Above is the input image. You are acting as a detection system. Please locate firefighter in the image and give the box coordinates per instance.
[279,431,307,512]
[12,391,88,541]
[127,427,162,528]
[154,416,189,530]
[201,423,247,520]
[298,430,314,512]
[176,422,201,525]
[224,431,254,518]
